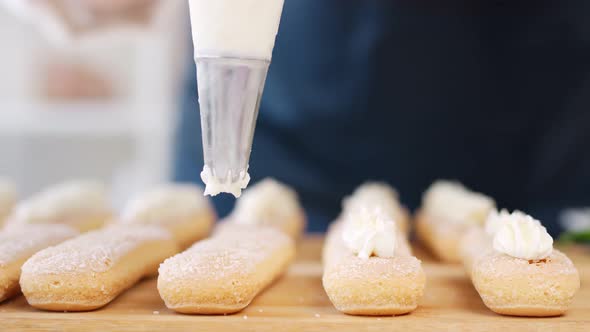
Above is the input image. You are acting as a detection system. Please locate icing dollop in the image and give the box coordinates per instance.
[342,206,397,259]
[200,165,250,198]
[492,211,553,260]
[231,178,300,226]
[423,180,495,225]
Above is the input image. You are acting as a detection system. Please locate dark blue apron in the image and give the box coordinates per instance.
[175,0,590,234]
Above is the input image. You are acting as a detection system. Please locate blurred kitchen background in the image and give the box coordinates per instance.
[0,0,189,208]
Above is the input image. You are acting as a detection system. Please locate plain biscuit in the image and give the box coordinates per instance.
[224,178,306,239]
[20,225,178,311]
[415,181,495,263]
[0,225,78,302]
[121,184,215,248]
[158,226,295,314]
[414,210,465,263]
[5,180,112,232]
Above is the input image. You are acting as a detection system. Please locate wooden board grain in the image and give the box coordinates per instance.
[1,235,588,332]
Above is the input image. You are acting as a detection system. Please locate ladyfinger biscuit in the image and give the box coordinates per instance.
[472,250,580,316]
[415,181,495,263]
[470,211,580,317]
[322,222,425,316]
[158,226,295,314]
[20,225,178,311]
[121,184,215,248]
[223,178,305,239]
[0,178,16,225]
[0,225,78,302]
[323,182,425,316]
[6,180,112,232]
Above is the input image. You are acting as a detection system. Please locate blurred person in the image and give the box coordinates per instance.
[6,0,590,235]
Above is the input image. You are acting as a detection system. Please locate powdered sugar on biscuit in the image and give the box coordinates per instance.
[22,225,171,274]
[475,250,577,278]
[159,227,292,282]
[0,224,78,268]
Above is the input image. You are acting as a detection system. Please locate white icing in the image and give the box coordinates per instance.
[492,211,553,260]
[423,180,495,225]
[121,184,209,224]
[200,165,250,198]
[342,206,397,259]
[343,182,402,220]
[10,180,109,225]
[188,0,285,60]
[231,178,300,226]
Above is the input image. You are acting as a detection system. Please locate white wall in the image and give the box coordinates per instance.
[0,1,190,208]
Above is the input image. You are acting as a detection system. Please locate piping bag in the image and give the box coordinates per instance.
[188,0,285,198]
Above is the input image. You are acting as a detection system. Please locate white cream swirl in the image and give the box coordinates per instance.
[492,211,553,260]
[200,166,250,198]
[342,206,397,259]
[423,180,495,225]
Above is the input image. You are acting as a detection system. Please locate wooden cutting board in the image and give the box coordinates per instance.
[1,235,588,331]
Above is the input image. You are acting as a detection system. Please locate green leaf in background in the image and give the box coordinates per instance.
[559,230,590,244]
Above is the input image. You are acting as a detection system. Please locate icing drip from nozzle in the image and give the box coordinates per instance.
[200,165,251,198]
